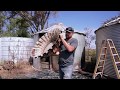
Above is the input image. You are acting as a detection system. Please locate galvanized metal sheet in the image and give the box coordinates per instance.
[0,37,34,62]
[73,33,85,67]
[95,23,120,79]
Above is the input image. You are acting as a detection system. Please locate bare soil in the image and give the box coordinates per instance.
[0,61,35,79]
[0,61,92,79]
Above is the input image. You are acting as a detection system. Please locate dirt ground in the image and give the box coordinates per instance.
[0,61,92,79]
[0,61,35,79]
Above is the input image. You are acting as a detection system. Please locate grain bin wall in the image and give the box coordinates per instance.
[50,32,86,71]
[61,32,86,70]
[95,23,120,79]
[33,30,86,71]
[73,32,86,70]
[0,38,1,61]
[0,37,34,63]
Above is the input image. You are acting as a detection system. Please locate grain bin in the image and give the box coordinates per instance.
[60,31,86,71]
[95,16,120,79]
[32,23,66,70]
[0,37,34,63]
[0,38,2,61]
[49,31,86,72]
[73,32,86,71]
[32,23,86,71]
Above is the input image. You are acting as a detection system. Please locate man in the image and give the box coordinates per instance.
[58,27,78,79]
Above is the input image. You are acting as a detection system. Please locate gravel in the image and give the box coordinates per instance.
[22,69,92,79]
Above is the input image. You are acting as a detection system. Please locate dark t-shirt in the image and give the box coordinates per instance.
[59,38,78,67]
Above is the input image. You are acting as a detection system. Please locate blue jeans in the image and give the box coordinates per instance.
[59,65,73,79]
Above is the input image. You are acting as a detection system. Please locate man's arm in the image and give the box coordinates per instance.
[59,35,77,52]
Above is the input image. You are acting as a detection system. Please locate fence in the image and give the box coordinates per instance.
[0,37,34,63]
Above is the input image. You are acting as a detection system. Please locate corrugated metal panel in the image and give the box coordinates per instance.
[73,33,85,69]
[33,34,39,44]
[33,23,66,35]
[33,30,85,70]
[0,38,1,61]
[103,53,117,78]
[0,37,34,63]
[95,23,120,79]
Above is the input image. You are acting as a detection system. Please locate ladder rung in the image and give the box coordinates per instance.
[110,46,115,48]
[107,39,112,41]
[115,62,120,64]
[100,60,105,62]
[97,66,103,68]
[96,72,102,75]
[112,54,118,56]
[103,47,107,49]
[101,54,106,56]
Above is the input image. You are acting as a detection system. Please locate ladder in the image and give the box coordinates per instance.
[93,39,120,79]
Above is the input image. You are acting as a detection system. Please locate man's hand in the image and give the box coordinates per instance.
[59,33,64,40]
[59,34,76,52]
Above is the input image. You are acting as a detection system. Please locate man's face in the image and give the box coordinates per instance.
[65,31,73,39]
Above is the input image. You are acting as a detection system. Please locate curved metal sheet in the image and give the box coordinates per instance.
[95,23,120,79]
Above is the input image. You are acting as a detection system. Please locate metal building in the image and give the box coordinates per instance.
[0,37,34,63]
[95,16,120,78]
[73,32,86,70]
[32,23,86,71]
[61,31,86,70]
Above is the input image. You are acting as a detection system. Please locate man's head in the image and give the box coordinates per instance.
[65,27,74,39]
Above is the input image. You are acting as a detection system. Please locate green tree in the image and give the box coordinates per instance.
[4,17,30,37]
[0,11,6,36]
[7,11,58,34]
[15,18,30,37]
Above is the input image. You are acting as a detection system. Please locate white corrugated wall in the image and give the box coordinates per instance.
[73,33,85,70]
[0,37,34,63]
[95,23,120,79]
[0,38,1,61]
[60,32,86,70]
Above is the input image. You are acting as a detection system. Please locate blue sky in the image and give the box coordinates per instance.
[49,11,120,48]
[49,11,120,32]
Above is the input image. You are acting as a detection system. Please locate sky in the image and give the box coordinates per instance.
[49,11,120,32]
[48,11,120,48]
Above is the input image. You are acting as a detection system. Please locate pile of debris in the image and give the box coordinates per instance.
[2,61,15,70]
